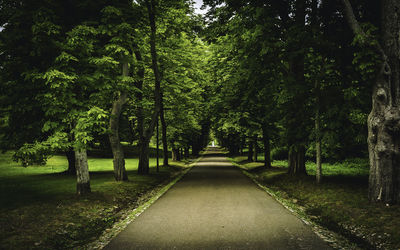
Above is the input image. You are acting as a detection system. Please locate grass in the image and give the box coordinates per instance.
[230,155,400,249]
[0,151,191,249]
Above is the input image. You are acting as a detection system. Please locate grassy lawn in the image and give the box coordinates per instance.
[231,155,400,249]
[0,151,190,249]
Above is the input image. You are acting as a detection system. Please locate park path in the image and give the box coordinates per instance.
[105,147,331,249]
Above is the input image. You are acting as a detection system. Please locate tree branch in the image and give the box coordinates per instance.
[341,0,387,62]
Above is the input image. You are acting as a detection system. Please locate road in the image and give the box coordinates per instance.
[105,147,331,249]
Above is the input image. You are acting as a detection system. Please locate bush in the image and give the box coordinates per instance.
[12,143,50,167]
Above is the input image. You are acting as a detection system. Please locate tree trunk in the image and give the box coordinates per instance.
[160,93,168,166]
[254,136,258,162]
[342,0,400,204]
[315,80,322,184]
[75,149,91,195]
[240,137,244,155]
[184,147,189,159]
[262,127,271,168]
[368,0,400,204]
[65,149,76,174]
[286,0,307,176]
[109,62,128,181]
[288,145,307,175]
[133,48,146,174]
[248,139,254,161]
[192,140,200,156]
[172,147,179,161]
[138,0,162,175]
[138,139,150,174]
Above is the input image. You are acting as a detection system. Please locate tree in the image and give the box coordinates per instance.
[341,0,400,204]
[97,3,142,181]
[42,24,108,194]
[0,0,109,175]
[137,0,162,175]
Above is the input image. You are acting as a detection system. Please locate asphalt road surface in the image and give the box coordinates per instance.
[105,147,331,249]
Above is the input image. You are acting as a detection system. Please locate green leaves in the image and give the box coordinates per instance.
[56,52,79,64]
[72,107,108,149]
[66,25,98,55]
[12,142,50,167]
[43,69,77,88]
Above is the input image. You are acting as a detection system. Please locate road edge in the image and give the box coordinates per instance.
[82,157,202,250]
[234,164,361,250]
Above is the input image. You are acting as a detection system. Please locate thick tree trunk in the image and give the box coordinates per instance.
[315,80,322,184]
[288,145,307,175]
[248,139,254,162]
[160,93,168,166]
[109,93,128,181]
[192,141,200,156]
[172,147,179,161]
[75,149,91,195]
[109,62,128,181]
[138,139,150,174]
[286,0,307,176]
[262,127,271,168]
[65,149,76,174]
[368,0,400,204]
[342,0,400,204]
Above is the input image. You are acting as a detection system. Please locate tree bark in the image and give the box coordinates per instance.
[192,140,200,156]
[288,145,307,175]
[65,149,76,174]
[109,62,128,181]
[315,80,322,184]
[286,0,307,176]
[253,136,258,162]
[160,93,168,166]
[368,0,400,204]
[248,139,254,161]
[172,147,179,161]
[262,127,271,168]
[138,139,150,174]
[75,149,91,195]
[342,0,400,204]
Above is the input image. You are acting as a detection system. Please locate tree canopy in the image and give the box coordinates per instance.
[1,0,399,203]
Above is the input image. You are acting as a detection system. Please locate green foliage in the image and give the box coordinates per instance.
[12,143,50,167]
[73,107,108,149]
[351,23,381,82]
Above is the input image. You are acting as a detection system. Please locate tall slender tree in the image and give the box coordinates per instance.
[137,0,162,175]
